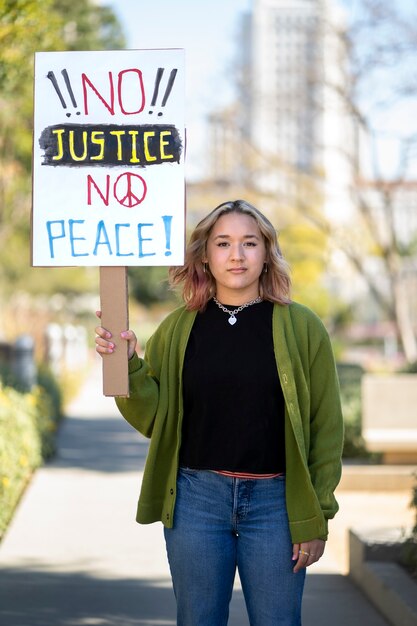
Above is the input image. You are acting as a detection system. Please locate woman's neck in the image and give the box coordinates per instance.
[214,288,260,306]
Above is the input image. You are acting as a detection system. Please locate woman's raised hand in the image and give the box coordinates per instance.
[95,311,138,360]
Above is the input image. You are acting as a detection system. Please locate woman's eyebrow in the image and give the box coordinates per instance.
[212,234,261,240]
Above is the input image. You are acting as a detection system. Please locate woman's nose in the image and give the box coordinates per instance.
[230,243,244,260]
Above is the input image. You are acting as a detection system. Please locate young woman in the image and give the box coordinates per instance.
[95,199,344,626]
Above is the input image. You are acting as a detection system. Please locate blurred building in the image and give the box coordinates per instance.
[205,0,417,361]
[208,0,355,220]
[248,0,323,186]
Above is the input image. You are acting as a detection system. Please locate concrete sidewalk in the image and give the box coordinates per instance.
[0,357,413,626]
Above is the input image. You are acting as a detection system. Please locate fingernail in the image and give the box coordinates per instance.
[121,331,128,338]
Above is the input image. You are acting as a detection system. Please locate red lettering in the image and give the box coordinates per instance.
[118,69,145,115]
[87,174,110,206]
[82,72,115,115]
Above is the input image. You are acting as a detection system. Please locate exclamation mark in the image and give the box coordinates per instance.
[160,69,178,115]
[149,68,164,114]
[61,69,80,116]
[47,69,80,117]
[162,216,172,256]
[47,71,68,113]
[148,68,178,116]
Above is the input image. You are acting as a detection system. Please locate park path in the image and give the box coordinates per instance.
[1,355,411,626]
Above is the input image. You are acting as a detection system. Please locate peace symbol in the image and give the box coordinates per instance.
[114,172,147,207]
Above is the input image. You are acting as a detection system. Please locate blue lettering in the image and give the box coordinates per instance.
[115,223,134,256]
[137,223,156,258]
[46,220,65,258]
[93,220,113,255]
[69,219,88,257]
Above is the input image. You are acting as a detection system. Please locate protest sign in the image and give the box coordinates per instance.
[32,50,185,395]
[32,49,185,267]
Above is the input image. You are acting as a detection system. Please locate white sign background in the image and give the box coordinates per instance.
[32,49,185,267]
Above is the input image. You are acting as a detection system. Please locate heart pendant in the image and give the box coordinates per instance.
[228,315,237,325]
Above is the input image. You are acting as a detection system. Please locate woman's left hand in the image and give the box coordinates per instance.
[292,539,325,573]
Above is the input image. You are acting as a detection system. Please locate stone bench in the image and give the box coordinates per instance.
[362,374,417,464]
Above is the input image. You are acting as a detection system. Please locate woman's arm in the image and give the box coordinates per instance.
[308,332,344,526]
[95,311,159,437]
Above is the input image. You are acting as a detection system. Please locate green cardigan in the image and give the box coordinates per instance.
[116,301,344,544]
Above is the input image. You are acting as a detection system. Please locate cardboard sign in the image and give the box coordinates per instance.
[100,266,129,396]
[32,49,185,267]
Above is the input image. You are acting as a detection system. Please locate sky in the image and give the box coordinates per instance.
[106,0,417,181]
[107,0,252,180]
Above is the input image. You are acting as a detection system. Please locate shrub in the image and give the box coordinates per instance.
[0,375,62,540]
[0,385,42,537]
[337,362,369,458]
[36,365,63,459]
[401,474,417,578]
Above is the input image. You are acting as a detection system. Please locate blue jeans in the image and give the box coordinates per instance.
[164,469,306,626]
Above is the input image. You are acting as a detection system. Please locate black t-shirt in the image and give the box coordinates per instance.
[180,299,286,474]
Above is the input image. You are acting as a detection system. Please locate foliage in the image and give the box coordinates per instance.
[401,360,417,374]
[0,379,61,539]
[0,0,125,298]
[0,350,71,539]
[337,362,369,458]
[280,222,332,319]
[50,0,125,52]
[228,0,417,363]
[400,473,417,579]
[36,365,63,457]
[411,474,417,537]
[330,0,417,363]
[128,266,178,307]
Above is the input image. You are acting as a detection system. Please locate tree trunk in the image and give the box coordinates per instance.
[393,277,417,364]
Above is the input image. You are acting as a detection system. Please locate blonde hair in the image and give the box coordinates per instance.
[169,199,291,311]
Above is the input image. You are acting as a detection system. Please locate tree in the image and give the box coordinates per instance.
[320,0,417,363]
[223,0,417,363]
[0,0,125,297]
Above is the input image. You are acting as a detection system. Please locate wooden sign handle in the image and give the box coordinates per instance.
[99,266,129,397]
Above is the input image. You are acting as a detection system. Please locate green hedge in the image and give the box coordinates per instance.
[0,375,62,540]
[401,474,417,579]
[337,362,369,458]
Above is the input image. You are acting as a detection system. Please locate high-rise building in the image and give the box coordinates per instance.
[238,0,354,218]
[208,0,355,216]
[249,0,323,174]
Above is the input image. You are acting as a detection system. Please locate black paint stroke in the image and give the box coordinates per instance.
[151,68,164,106]
[38,123,183,167]
[161,69,178,106]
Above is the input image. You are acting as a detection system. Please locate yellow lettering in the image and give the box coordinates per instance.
[144,131,157,162]
[52,129,65,161]
[128,130,140,163]
[69,130,88,161]
[109,130,125,161]
[160,130,173,159]
[91,131,105,161]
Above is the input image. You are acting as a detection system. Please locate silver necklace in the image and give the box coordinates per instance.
[213,295,262,325]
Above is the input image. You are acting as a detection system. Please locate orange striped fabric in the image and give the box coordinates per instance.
[213,470,284,480]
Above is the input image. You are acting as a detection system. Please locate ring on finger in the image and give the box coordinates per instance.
[299,550,310,556]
